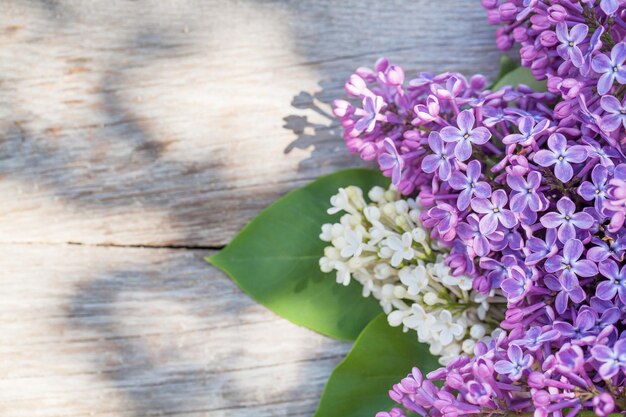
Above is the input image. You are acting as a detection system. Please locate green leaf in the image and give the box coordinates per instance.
[207,169,389,340]
[494,55,519,86]
[492,65,547,92]
[313,314,439,417]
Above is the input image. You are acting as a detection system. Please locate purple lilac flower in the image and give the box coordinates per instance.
[588,236,626,263]
[502,116,549,145]
[540,197,594,243]
[600,95,626,132]
[354,95,384,133]
[544,239,598,282]
[457,214,490,257]
[525,228,558,265]
[591,43,626,95]
[448,160,491,210]
[597,260,626,304]
[553,309,596,344]
[506,171,542,212]
[578,165,608,212]
[512,326,559,351]
[421,132,454,181]
[440,110,491,161]
[471,189,517,235]
[533,133,587,182]
[591,339,626,379]
[494,344,533,381]
[378,138,404,185]
[544,273,586,314]
[501,265,532,303]
[555,22,588,68]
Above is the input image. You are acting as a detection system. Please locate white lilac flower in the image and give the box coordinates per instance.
[319,184,506,364]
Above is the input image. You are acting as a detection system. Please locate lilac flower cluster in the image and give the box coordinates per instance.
[332,3,626,409]
[482,0,626,229]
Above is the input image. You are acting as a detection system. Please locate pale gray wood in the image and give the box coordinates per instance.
[0,0,500,247]
[0,243,351,417]
[0,1,501,416]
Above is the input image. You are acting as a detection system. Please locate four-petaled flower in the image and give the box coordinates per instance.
[501,266,533,303]
[355,95,385,132]
[600,95,626,132]
[385,232,415,267]
[578,165,608,212]
[379,138,404,185]
[503,116,550,145]
[592,42,626,95]
[545,239,598,283]
[440,109,491,161]
[449,160,492,210]
[422,131,455,180]
[544,273,586,314]
[471,189,517,235]
[511,326,559,351]
[541,197,594,242]
[507,171,543,212]
[431,310,464,346]
[591,339,626,379]
[525,228,558,265]
[534,133,587,182]
[494,344,533,381]
[556,22,588,68]
[596,260,626,304]
[457,214,491,257]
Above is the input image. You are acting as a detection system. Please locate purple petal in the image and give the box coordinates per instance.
[601,95,622,114]
[578,182,598,200]
[428,131,443,153]
[597,281,618,300]
[492,189,508,208]
[570,24,588,44]
[422,155,441,174]
[565,145,587,163]
[466,160,481,181]
[499,210,518,228]
[475,235,490,257]
[573,260,598,277]
[541,212,563,229]
[545,256,563,273]
[564,239,584,261]
[439,160,452,181]
[571,212,594,229]
[555,291,568,314]
[440,126,462,143]
[471,198,492,214]
[592,345,615,362]
[555,22,568,44]
[592,53,613,73]
[597,72,615,95]
[494,361,516,375]
[474,182,492,198]
[534,150,558,167]
[457,189,472,211]
[554,161,574,182]
[470,127,491,145]
[601,114,623,132]
[558,222,576,242]
[457,110,475,132]
[548,133,567,154]
[455,140,473,161]
[569,46,584,68]
[612,42,626,65]
[557,197,575,214]
[479,213,498,235]
[448,171,468,190]
[506,174,526,192]
[510,193,527,212]
[599,260,619,279]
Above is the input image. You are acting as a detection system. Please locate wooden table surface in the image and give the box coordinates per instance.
[0,1,500,416]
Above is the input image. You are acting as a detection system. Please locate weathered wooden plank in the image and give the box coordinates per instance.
[0,243,351,417]
[0,0,500,247]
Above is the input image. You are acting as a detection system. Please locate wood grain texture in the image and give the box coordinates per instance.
[0,1,501,416]
[0,0,500,247]
[0,243,350,417]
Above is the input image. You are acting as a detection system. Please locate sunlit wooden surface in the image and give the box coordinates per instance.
[0,1,500,416]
